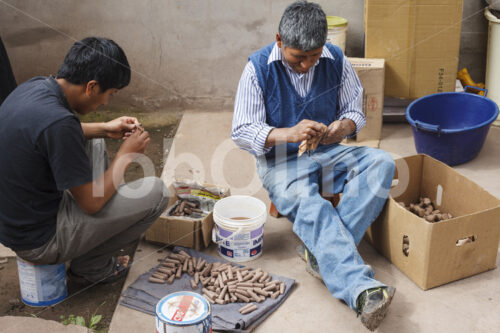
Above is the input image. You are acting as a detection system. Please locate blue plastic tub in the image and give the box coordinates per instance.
[406,87,499,166]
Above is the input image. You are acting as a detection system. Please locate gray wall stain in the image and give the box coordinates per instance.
[245,18,267,31]
[4,27,65,46]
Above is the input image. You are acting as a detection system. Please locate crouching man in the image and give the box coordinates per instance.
[0,37,169,285]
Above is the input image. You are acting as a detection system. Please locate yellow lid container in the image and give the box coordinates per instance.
[327,16,348,28]
[326,16,348,52]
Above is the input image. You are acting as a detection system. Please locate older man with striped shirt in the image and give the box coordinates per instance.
[231,1,396,331]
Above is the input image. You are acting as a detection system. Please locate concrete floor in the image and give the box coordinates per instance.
[2,111,498,332]
[108,111,500,332]
[0,316,87,333]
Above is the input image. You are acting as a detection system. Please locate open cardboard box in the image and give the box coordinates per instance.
[366,154,500,290]
[145,183,229,251]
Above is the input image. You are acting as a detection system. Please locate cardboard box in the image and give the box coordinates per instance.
[366,154,500,290]
[345,57,385,148]
[364,0,463,99]
[145,183,229,250]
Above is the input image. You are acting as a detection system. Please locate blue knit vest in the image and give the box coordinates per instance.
[249,42,344,157]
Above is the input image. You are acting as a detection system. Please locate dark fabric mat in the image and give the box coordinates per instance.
[120,246,295,332]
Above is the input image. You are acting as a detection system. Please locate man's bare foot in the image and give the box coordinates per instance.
[117,255,130,270]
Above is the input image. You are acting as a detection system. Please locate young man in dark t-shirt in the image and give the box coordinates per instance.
[0,37,169,284]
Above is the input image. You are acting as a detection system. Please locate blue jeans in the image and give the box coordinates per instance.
[256,143,396,310]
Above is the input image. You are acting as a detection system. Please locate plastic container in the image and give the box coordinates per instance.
[484,7,500,125]
[16,258,68,306]
[326,16,348,53]
[156,291,211,333]
[406,87,499,166]
[213,195,267,262]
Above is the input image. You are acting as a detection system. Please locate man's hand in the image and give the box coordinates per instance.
[320,119,356,145]
[104,116,140,139]
[116,127,150,159]
[287,119,327,143]
[265,119,327,148]
[70,128,150,215]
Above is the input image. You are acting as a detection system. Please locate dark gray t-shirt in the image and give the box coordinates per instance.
[0,76,92,251]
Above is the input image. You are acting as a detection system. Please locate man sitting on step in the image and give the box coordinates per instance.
[231,1,396,331]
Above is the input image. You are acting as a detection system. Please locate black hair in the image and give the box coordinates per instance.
[57,37,131,92]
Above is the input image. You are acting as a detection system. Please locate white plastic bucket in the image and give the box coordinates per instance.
[326,16,348,53]
[485,7,500,125]
[213,195,267,262]
[17,258,68,306]
[156,291,212,333]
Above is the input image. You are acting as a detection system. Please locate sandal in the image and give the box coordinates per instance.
[67,256,131,286]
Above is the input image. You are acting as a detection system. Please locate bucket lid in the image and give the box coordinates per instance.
[327,16,348,28]
[156,291,210,325]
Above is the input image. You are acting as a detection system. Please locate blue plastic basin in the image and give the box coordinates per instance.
[406,88,499,166]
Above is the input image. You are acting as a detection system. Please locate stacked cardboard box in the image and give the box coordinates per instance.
[364,0,463,99]
[345,57,385,148]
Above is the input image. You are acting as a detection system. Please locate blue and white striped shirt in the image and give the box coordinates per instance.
[231,43,365,156]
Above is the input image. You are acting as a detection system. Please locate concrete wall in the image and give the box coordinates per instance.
[459,0,489,85]
[0,0,490,111]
